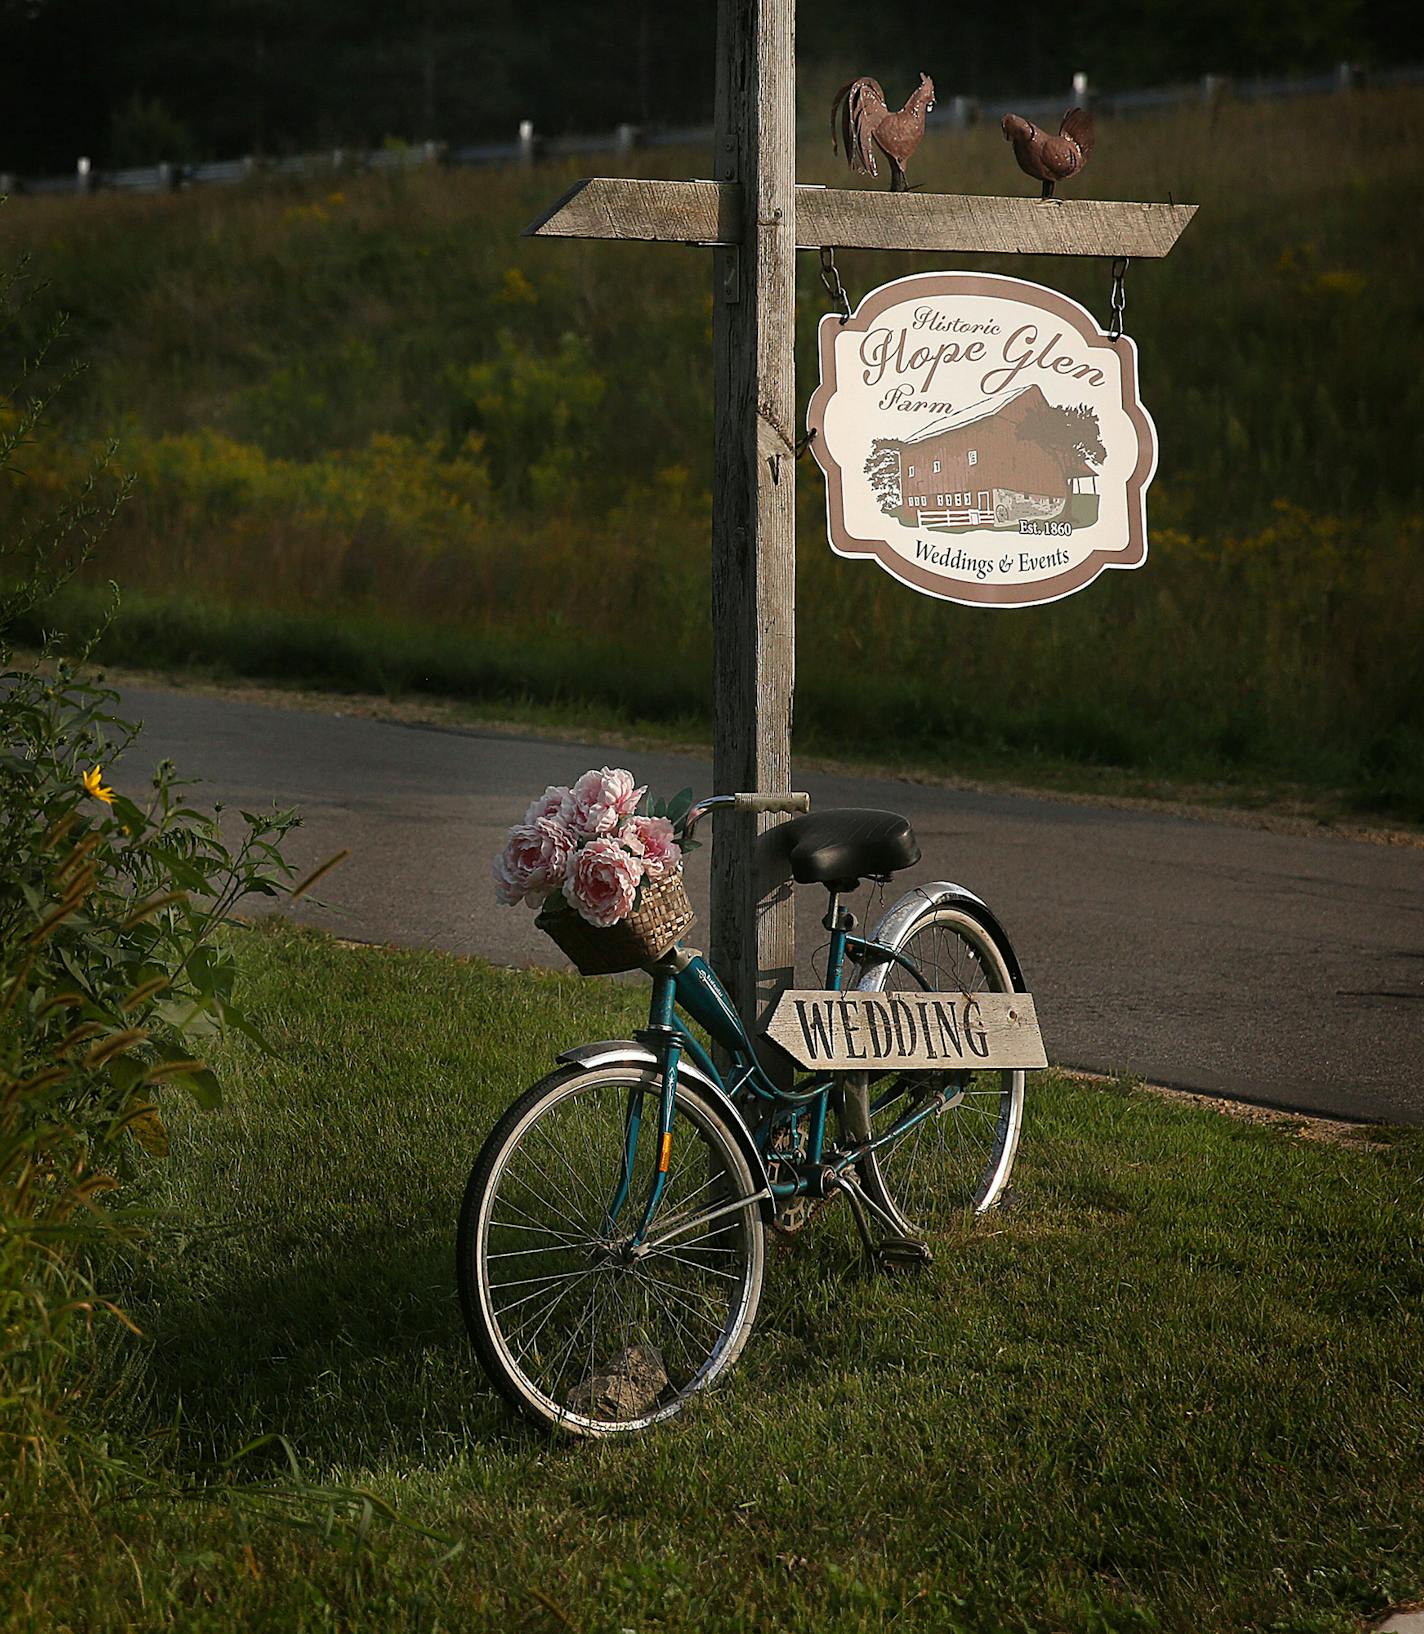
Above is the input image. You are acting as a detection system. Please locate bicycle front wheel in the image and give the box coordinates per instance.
[457,1064,765,1435]
[844,896,1025,1233]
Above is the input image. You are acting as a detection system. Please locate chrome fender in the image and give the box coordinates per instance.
[554,1041,775,1220]
[857,880,1026,993]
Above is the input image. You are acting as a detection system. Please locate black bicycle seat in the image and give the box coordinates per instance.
[756,808,921,889]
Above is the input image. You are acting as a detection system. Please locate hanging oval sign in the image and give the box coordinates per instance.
[806,271,1156,607]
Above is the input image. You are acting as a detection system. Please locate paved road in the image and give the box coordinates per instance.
[111,684,1424,1126]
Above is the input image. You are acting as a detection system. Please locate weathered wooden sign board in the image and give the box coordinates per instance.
[807,272,1156,607]
[765,988,1046,1072]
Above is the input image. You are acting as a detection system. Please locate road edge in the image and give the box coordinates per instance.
[71,657,1424,852]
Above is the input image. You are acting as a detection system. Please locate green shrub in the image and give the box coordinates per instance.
[1,239,316,1476]
[0,661,309,1471]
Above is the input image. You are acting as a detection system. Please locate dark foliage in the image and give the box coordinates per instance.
[2,0,1419,172]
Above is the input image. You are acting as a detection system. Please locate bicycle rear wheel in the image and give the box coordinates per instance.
[844,895,1025,1233]
[457,1063,765,1435]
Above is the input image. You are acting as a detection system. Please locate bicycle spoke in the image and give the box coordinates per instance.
[640,1246,743,1281]
[508,1152,603,1235]
[645,1163,728,1229]
[493,1271,593,1330]
[639,1273,728,1343]
[543,1282,604,1402]
[583,1270,615,1400]
[524,1115,616,1218]
[486,1240,589,1260]
[495,1173,595,1244]
[506,1264,603,1363]
[485,1214,585,1241]
[638,1273,715,1366]
[489,1262,601,1295]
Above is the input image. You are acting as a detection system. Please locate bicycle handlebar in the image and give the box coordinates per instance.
[681,791,810,838]
[732,792,811,814]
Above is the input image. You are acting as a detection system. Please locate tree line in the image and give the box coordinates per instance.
[1,0,1413,173]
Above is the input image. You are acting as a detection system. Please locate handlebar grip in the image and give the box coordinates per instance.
[732,792,811,814]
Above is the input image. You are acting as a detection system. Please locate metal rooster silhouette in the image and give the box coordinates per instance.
[1002,107,1095,198]
[831,73,936,191]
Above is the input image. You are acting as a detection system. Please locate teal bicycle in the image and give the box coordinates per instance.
[457,792,1034,1435]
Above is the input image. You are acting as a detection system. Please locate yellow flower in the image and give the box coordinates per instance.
[496,266,537,306]
[1315,269,1366,299]
[82,766,115,805]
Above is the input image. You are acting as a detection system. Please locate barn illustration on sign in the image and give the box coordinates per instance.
[863,384,1106,533]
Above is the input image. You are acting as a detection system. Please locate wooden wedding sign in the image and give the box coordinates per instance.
[807,272,1156,607]
[766,988,1046,1072]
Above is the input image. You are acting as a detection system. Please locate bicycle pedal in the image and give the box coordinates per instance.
[874,1236,933,1269]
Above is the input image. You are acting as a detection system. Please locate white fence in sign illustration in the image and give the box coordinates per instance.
[917,506,991,529]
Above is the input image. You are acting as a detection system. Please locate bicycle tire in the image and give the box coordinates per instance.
[457,1062,765,1435]
[844,892,1025,1232]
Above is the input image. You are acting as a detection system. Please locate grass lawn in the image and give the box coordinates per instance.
[7,921,1422,1633]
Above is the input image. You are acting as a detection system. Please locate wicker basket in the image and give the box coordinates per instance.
[536,873,695,976]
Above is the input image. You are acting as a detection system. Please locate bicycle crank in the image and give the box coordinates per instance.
[820,1169,933,1272]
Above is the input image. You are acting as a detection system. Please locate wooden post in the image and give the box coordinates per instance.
[710,0,797,1035]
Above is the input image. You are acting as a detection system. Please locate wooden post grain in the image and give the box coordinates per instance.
[710,0,797,1037]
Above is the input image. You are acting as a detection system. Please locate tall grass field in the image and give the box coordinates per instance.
[2,89,1422,814]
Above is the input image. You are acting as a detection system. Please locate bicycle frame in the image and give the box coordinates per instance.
[610,910,952,1247]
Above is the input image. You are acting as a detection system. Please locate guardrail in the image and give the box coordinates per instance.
[3,60,1420,201]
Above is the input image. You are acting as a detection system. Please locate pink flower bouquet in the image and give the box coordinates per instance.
[492,768,692,930]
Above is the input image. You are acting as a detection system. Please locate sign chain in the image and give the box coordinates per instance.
[818,246,852,325]
[1107,255,1130,341]
[801,246,855,463]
